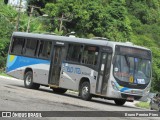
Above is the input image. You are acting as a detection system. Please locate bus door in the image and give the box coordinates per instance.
[49,45,65,86]
[96,52,112,95]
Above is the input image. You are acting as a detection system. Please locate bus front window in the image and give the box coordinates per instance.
[113,55,151,85]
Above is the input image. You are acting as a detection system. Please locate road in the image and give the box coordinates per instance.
[0,76,159,120]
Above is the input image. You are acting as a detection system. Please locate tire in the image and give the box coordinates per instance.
[52,88,67,94]
[114,99,126,106]
[24,71,40,89]
[80,81,92,101]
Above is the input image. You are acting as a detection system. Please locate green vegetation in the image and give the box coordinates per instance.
[0,71,11,77]
[135,102,150,109]
[0,1,15,70]
[0,0,160,92]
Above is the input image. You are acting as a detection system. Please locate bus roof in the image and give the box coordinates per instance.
[12,32,150,51]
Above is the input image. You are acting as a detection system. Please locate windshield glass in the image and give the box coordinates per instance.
[113,55,151,85]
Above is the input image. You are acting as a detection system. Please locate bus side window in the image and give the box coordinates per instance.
[82,46,99,65]
[24,39,38,57]
[66,44,82,62]
[38,41,52,59]
[11,37,25,55]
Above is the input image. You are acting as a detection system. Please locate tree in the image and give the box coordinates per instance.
[27,0,56,15]
[126,0,160,24]
[126,0,160,92]
[43,0,132,40]
[0,1,17,69]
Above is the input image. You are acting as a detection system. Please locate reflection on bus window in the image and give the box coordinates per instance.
[67,44,82,62]
[25,39,38,57]
[113,55,151,84]
[11,37,25,55]
[38,41,52,59]
[82,46,99,65]
[66,44,99,65]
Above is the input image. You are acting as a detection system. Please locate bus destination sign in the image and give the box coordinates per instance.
[116,45,151,59]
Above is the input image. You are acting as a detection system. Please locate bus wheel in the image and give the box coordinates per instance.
[80,81,92,101]
[24,71,40,89]
[114,99,126,106]
[52,88,67,94]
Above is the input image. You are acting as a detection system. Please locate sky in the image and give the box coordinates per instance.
[8,0,27,9]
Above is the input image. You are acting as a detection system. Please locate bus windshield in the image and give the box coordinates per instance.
[113,55,151,85]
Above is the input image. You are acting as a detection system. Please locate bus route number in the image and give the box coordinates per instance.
[66,66,81,74]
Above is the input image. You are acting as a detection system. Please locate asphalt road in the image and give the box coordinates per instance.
[0,76,159,120]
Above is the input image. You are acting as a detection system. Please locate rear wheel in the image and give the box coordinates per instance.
[24,71,40,89]
[114,99,126,106]
[52,88,67,94]
[80,81,92,101]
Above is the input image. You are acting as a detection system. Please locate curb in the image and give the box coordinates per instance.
[125,101,139,107]
[0,75,20,81]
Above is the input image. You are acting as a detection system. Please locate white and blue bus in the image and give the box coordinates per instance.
[6,32,152,105]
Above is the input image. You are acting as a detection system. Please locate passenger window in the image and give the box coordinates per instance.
[38,41,52,59]
[67,44,83,62]
[82,46,99,65]
[11,37,25,55]
[24,39,38,57]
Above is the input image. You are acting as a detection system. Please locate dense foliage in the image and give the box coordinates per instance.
[0,0,160,92]
[0,1,16,70]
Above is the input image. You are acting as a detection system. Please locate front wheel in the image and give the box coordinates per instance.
[114,99,126,106]
[80,81,92,101]
[24,71,40,89]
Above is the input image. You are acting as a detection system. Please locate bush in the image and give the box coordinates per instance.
[135,102,150,109]
[0,38,10,69]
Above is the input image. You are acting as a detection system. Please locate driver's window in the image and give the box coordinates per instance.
[114,55,129,73]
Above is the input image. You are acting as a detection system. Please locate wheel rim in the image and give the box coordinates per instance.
[26,75,32,86]
[82,86,89,97]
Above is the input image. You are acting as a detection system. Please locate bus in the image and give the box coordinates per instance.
[6,32,152,105]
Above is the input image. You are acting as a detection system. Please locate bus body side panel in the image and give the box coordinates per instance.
[6,55,50,85]
[59,63,98,94]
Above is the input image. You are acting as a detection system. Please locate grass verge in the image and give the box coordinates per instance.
[0,71,11,77]
[135,101,150,109]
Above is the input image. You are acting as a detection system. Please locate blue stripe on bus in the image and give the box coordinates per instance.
[6,55,50,72]
[120,87,130,92]
[114,81,131,92]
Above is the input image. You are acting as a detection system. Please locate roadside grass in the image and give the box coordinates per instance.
[135,101,150,109]
[0,71,11,77]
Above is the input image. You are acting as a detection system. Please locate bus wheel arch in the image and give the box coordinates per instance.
[24,68,33,76]
[24,68,40,89]
[79,77,92,101]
